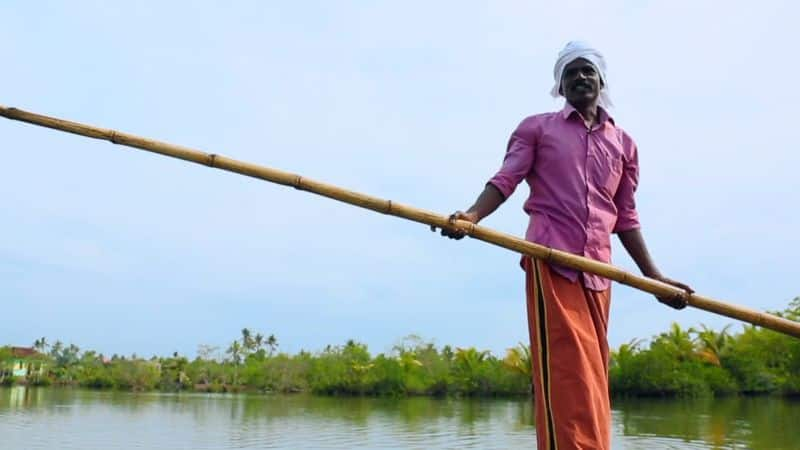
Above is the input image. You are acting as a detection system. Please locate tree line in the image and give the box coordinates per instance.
[2,298,798,397]
[610,297,800,396]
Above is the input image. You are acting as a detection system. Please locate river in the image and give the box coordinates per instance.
[1,387,798,449]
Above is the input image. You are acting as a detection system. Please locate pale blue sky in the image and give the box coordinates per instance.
[2,1,798,358]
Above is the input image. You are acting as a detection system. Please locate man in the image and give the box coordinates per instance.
[438,42,693,450]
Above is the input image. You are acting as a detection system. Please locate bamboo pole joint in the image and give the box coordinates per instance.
[1,103,799,339]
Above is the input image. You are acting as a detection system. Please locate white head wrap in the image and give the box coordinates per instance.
[550,41,613,108]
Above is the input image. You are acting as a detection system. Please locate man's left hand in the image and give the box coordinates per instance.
[652,276,694,310]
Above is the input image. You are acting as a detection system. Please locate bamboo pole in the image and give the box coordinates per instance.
[2,104,799,339]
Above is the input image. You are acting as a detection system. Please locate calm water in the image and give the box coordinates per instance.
[1,387,798,449]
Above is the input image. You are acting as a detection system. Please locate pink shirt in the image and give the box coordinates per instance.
[488,104,640,290]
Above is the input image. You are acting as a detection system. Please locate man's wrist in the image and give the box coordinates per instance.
[464,208,482,223]
[642,268,662,279]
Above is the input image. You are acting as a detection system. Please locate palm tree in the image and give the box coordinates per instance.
[33,337,48,353]
[782,296,800,320]
[692,324,732,366]
[503,343,532,379]
[241,328,253,352]
[657,323,696,361]
[226,340,243,386]
[67,344,80,358]
[441,345,454,362]
[454,347,490,370]
[453,347,491,393]
[266,334,278,356]
[50,340,64,358]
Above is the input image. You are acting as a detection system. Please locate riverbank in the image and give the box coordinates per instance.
[3,298,799,398]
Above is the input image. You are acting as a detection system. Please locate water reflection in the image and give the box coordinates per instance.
[615,396,800,449]
[1,388,798,449]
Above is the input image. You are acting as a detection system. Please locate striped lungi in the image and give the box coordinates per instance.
[524,257,612,450]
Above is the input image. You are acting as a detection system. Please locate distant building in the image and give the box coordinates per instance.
[1,347,47,381]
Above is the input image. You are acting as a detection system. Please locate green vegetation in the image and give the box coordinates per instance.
[2,299,799,397]
[610,297,800,397]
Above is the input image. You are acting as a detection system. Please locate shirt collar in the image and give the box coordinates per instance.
[560,103,615,126]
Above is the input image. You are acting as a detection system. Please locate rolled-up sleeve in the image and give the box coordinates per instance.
[613,136,640,233]
[487,124,536,199]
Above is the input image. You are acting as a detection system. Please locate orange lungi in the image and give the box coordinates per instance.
[524,257,612,450]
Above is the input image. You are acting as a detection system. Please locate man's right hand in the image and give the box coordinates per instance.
[431,210,479,240]
[431,184,505,240]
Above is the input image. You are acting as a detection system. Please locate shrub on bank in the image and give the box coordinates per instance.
[9,298,800,398]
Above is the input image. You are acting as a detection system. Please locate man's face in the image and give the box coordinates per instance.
[560,58,603,107]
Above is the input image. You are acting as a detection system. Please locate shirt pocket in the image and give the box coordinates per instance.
[592,148,624,195]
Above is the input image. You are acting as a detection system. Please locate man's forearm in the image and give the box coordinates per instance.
[617,228,661,278]
[466,184,505,222]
